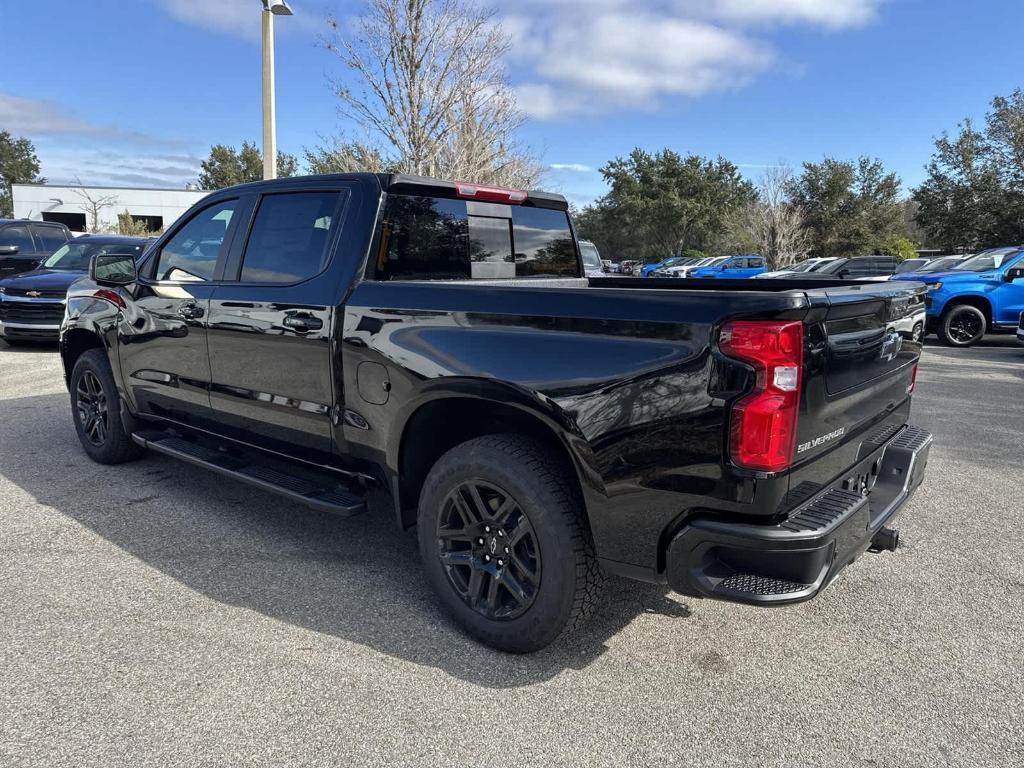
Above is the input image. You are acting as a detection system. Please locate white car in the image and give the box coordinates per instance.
[756,257,840,279]
[578,240,605,278]
[664,256,727,277]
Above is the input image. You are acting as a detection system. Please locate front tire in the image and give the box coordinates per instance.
[70,349,144,464]
[938,304,986,347]
[417,433,603,652]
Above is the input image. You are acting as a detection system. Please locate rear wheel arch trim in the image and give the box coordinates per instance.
[389,388,600,530]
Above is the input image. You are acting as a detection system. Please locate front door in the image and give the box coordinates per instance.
[0,224,43,277]
[118,197,244,428]
[996,253,1024,326]
[206,188,350,462]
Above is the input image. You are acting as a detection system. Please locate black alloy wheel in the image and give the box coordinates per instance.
[75,370,109,446]
[940,304,986,347]
[436,480,541,620]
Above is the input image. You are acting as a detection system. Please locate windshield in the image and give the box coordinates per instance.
[42,241,144,270]
[705,257,728,268]
[815,259,849,274]
[953,247,1021,272]
[926,256,961,271]
[895,259,927,274]
[788,259,819,273]
[579,242,602,269]
[809,259,837,272]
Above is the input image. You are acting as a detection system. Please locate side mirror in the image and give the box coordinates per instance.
[90,253,137,286]
[1004,266,1024,282]
[0,244,18,255]
[838,269,851,278]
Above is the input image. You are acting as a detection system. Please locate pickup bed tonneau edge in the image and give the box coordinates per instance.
[59,172,932,652]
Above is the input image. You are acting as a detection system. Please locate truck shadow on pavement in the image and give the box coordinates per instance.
[0,393,692,688]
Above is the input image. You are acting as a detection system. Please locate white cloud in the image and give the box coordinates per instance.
[39,147,202,188]
[154,0,322,40]
[503,0,882,119]
[711,0,880,28]
[549,163,595,173]
[0,92,184,148]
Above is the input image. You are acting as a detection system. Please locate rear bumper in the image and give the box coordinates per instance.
[665,425,932,605]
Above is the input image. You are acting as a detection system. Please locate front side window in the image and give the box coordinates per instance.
[154,200,237,282]
[239,191,342,283]
[33,225,68,251]
[377,195,579,280]
[0,225,34,252]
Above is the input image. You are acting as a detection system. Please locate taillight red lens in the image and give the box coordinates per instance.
[93,288,125,309]
[907,362,918,394]
[719,320,804,472]
[454,182,527,204]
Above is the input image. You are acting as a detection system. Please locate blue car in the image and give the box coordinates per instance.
[640,255,692,277]
[689,254,766,279]
[890,246,1024,346]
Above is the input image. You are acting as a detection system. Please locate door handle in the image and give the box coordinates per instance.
[282,313,323,332]
[178,302,204,320]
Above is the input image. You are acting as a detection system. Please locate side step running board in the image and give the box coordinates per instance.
[132,431,367,517]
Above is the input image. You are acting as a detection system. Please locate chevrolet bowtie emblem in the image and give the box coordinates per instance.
[26,290,42,297]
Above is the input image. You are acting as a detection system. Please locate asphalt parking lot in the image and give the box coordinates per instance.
[1,338,1022,768]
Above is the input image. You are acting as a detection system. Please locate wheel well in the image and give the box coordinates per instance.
[944,295,992,325]
[396,398,580,529]
[61,329,104,385]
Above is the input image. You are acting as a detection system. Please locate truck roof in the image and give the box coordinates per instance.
[203,172,569,211]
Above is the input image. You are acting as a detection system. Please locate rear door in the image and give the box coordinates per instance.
[206,186,352,462]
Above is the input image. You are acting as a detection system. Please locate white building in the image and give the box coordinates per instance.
[11,183,210,234]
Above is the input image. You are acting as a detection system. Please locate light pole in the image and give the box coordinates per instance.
[261,0,293,180]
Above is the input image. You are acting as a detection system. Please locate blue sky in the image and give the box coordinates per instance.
[1,0,1021,207]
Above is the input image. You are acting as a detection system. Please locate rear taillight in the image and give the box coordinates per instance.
[719,320,804,472]
[908,362,918,394]
[454,182,527,204]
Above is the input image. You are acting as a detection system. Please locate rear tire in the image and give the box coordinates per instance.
[70,349,145,464]
[938,304,986,347]
[417,433,603,653]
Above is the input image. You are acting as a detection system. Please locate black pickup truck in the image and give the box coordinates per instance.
[60,173,932,652]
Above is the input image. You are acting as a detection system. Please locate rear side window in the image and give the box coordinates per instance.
[239,191,343,283]
[376,195,579,280]
[0,225,34,252]
[33,225,68,251]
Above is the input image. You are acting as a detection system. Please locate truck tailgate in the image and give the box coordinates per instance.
[788,281,925,502]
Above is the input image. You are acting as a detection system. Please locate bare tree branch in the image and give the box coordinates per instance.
[321,0,539,187]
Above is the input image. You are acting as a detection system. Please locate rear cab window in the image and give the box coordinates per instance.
[374,195,580,280]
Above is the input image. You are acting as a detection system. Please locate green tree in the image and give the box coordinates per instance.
[580,148,755,263]
[788,156,903,257]
[0,131,45,217]
[197,141,297,190]
[303,138,394,174]
[914,89,1024,250]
